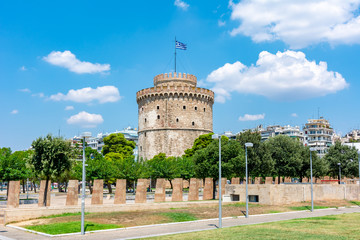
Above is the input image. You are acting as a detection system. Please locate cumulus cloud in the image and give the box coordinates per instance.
[174,0,189,10]
[65,106,74,111]
[229,0,360,48]
[291,113,298,117]
[43,50,110,74]
[50,86,121,104]
[239,113,265,121]
[206,50,348,102]
[10,110,18,115]
[67,111,103,128]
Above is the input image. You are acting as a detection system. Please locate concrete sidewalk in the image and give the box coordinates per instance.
[1,206,359,240]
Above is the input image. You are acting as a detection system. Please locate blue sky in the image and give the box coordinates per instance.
[1,0,360,150]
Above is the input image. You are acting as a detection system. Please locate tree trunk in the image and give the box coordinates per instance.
[65,182,68,192]
[88,181,93,194]
[22,180,26,193]
[44,177,49,207]
[212,179,216,200]
[33,181,36,193]
[107,182,112,194]
[169,179,173,190]
[6,182,9,200]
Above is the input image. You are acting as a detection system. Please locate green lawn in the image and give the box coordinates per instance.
[144,213,360,240]
[289,205,332,211]
[159,212,198,222]
[25,221,122,235]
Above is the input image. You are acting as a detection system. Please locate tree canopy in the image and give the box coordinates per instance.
[101,133,136,159]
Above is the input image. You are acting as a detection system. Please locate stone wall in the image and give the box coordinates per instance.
[137,73,214,160]
[225,184,360,205]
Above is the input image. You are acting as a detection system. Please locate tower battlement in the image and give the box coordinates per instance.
[153,72,197,87]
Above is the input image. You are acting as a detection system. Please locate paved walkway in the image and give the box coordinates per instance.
[0,206,359,240]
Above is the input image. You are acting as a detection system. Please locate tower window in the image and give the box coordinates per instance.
[176,118,179,122]
[157,115,160,119]
[195,106,197,111]
[157,106,159,110]
[192,122,195,126]
[204,108,206,112]
[183,106,186,110]
[145,132,147,137]
[145,118,147,122]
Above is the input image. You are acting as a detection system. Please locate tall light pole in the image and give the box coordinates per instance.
[337,163,341,184]
[309,147,316,212]
[245,142,253,218]
[212,134,222,228]
[80,132,91,235]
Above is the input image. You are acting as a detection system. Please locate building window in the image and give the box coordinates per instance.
[157,106,159,110]
[192,122,195,126]
[204,108,206,112]
[183,106,186,110]
[176,118,179,123]
[195,106,197,111]
[157,115,160,119]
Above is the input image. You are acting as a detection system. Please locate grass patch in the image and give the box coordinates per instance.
[224,202,262,208]
[159,212,197,222]
[289,205,330,211]
[268,210,282,213]
[145,213,360,240]
[38,212,91,219]
[350,201,360,206]
[25,221,122,235]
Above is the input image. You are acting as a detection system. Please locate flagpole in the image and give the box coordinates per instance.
[174,36,177,73]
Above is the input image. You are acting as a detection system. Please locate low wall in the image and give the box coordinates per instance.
[3,201,219,225]
[225,184,360,205]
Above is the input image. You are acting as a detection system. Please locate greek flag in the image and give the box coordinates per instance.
[176,41,187,50]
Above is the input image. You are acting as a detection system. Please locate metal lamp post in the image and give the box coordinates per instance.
[211,134,222,228]
[245,142,253,218]
[337,163,341,184]
[80,132,91,235]
[309,147,316,212]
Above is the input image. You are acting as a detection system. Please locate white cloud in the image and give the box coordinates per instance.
[65,106,74,111]
[206,50,348,102]
[10,110,18,114]
[239,113,265,121]
[174,0,189,10]
[291,113,298,117]
[32,93,44,98]
[50,86,121,104]
[229,0,360,48]
[19,88,31,93]
[19,66,27,71]
[67,111,103,128]
[218,20,226,27]
[43,50,110,74]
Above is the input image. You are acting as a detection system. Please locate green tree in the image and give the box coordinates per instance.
[184,133,214,157]
[298,147,328,180]
[8,150,33,193]
[101,133,136,159]
[264,135,303,183]
[29,135,72,206]
[192,137,243,198]
[323,141,358,181]
[146,153,179,188]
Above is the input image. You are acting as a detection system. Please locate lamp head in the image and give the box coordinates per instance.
[309,147,316,151]
[245,142,253,147]
[212,134,220,139]
[337,162,341,166]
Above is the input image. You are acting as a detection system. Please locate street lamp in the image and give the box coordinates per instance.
[309,147,316,212]
[245,142,253,218]
[337,163,341,185]
[80,132,91,235]
[211,133,222,228]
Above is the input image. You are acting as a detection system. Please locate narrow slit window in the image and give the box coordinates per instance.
[157,106,159,110]
[183,106,186,110]
[157,115,160,119]
[145,118,147,123]
[195,106,197,111]
[192,122,195,126]
[176,118,179,123]
[204,108,206,112]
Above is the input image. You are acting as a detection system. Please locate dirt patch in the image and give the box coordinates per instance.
[14,200,354,228]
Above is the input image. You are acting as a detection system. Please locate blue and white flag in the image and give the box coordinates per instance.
[176,41,187,50]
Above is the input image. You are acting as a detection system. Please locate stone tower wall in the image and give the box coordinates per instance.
[137,73,214,160]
